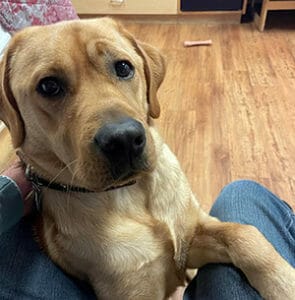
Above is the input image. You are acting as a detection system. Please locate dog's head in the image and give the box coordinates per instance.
[0,18,166,191]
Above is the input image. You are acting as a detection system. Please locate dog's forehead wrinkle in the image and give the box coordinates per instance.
[86,37,138,67]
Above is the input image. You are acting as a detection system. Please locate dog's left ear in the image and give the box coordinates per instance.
[135,41,166,119]
[0,43,25,148]
[117,22,166,119]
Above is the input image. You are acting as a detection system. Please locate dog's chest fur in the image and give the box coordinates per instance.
[38,131,200,295]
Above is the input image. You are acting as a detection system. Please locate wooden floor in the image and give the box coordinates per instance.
[1,21,295,211]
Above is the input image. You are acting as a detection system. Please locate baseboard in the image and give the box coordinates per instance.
[78,12,242,24]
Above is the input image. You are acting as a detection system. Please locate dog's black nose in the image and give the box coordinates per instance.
[94,118,146,179]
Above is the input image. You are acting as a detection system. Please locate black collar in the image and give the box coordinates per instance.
[25,164,136,194]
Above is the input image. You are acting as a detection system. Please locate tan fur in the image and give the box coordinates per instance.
[0,18,294,299]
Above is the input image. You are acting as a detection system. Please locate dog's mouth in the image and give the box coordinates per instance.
[105,154,150,181]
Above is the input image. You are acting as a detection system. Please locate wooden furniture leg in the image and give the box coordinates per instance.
[259,0,269,31]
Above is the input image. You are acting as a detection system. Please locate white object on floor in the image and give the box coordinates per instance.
[183,40,212,47]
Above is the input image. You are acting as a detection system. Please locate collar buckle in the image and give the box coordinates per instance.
[25,165,43,211]
[25,165,43,188]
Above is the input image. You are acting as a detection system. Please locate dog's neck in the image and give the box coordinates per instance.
[25,163,137,193]
[17,148,138,203]
[23,163,138,212]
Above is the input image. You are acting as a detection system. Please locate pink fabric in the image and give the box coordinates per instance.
[0,0,78,33]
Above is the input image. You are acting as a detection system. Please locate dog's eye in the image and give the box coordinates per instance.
[36,77,64,98]
[114,61,134,80]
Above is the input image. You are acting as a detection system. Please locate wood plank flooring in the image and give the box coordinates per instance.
[1,21,295,210]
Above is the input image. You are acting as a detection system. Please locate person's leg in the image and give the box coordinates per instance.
[0,217,96,300]
[185,180,295,300]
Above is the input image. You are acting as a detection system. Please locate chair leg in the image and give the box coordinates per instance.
[258,0,269,31]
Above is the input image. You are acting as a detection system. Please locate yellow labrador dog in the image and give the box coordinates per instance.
[0,18,294,299]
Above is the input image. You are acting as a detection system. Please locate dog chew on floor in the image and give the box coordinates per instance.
[0,18,294,299]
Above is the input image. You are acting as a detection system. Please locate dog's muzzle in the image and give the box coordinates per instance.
[94,117,146,180]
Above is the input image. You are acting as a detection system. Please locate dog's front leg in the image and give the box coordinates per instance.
[187,218,295,299]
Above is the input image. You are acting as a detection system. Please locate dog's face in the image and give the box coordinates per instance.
[0,18,165,191]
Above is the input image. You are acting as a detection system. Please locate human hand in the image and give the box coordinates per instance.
[168,286,185,300]
[2,160,33,215]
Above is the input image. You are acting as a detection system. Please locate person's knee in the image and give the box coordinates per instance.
[220,180,264,200]
[210,180,269,222]
[223,179,263,193]
[216,179,264,205]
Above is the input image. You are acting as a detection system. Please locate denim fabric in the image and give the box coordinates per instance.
[0,217,96,299]
[185,180,295,300]
[0,180,294,299]
[0,176,24,235]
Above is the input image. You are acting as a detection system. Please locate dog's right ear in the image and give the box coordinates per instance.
[0,44,25,148]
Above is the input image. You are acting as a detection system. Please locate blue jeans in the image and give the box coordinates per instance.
[0,180,294,299]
